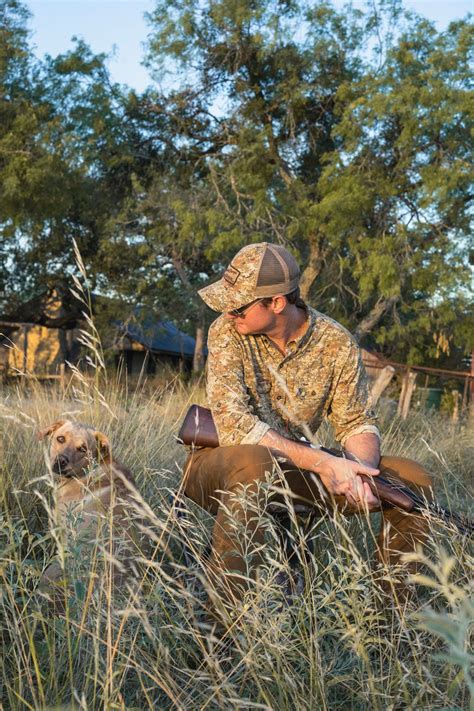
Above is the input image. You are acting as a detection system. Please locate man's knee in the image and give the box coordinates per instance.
[183,444,276,513]
[380,455,433,493]
[226,445,276,488]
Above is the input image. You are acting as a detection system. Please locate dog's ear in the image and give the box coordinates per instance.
[37,420,66,441]
[94,431,111,462]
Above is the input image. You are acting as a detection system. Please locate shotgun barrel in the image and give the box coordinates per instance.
[178,404,473,536]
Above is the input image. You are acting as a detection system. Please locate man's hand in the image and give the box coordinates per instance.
[317,453,380,509]
[259,428,380,510]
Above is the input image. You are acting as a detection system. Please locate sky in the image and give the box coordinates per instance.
[26,0,473,92]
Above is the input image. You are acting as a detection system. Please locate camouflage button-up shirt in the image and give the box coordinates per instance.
[206,306,380,447]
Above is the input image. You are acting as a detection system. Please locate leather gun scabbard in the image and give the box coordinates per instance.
[177,404,219,448]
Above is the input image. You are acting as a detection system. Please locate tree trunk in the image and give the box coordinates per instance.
[172,254,207,374]
[299,237,325,301]
[59,362,66,394]
[353,296,399,342]
[193,324,205,374]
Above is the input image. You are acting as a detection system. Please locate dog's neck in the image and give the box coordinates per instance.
[56,462,115,500]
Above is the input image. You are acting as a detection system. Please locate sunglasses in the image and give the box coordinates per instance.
[228,298,263,317]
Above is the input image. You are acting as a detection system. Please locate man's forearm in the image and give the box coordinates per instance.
[259,429,380,471]
[343,432,380,469]
[258,427,380,506]
[259,428,330,472]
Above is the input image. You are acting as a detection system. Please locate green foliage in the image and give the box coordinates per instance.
[0,0,472,367]
[0,5,145,315]
[140,0,472,363]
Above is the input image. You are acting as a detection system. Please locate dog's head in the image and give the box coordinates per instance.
[38,420,111,478]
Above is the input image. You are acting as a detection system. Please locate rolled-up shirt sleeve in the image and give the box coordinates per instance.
[206,320,271,446]
[327,339,380,446]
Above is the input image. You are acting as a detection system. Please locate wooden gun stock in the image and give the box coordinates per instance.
[178,404,473,535]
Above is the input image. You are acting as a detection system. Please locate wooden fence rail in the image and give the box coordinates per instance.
[362,355,473,420]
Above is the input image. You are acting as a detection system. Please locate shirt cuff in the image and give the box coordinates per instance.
[338,425,381,446]
[241,420,271,445]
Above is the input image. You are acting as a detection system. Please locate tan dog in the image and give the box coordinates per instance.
[38,420,150,608]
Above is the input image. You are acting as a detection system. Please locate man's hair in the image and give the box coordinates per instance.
[260,288,305,308]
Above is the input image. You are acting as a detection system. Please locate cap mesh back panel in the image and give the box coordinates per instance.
[257,249,286,287]
[273,245,299,279]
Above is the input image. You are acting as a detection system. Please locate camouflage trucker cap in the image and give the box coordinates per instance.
[198,242,301,312]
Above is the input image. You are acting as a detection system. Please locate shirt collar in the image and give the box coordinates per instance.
[286,305,314,351]
[263,305,315,360]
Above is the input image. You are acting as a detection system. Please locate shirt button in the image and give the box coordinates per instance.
[276,395,282,400]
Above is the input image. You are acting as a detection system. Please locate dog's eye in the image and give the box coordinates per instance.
[77,445,88,454]
[57,436,65,443]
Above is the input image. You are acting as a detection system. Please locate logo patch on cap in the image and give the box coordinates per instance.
[223,264,240,286]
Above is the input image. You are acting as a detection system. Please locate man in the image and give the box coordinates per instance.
[183,242,432,613]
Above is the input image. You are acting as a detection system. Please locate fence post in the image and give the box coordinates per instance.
[22,325,29,373]
[398,369,417,419]
[452,390,461,423]
[470,350,474,424]
[371,365,396,405]
[397,369,408,417]
[461,373,469,418]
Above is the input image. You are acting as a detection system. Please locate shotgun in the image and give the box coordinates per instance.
[178,404,473,536]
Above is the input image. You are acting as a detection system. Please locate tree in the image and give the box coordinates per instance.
[2,0,471,372]
[0,1,209,364]
[312,16,473,361]
[142,0,472,365]
[0,2,146,319]
[0,0,43,309]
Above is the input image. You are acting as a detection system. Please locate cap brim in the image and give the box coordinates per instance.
[198,279,250,313]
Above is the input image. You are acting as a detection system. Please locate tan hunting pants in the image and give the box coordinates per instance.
[183,445,433,608]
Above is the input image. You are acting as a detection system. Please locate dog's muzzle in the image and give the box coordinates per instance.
[52,455,73,476]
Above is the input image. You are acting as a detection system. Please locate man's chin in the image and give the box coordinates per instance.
[232,321,251,334]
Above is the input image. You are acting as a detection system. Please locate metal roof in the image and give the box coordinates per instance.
[120,318,197,358]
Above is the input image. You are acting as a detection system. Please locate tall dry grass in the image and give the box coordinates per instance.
[0,366,472,710]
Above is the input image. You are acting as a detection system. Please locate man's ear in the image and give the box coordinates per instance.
[272,295,287,314]
[37,420,66,441]
[94,431,111,462]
